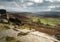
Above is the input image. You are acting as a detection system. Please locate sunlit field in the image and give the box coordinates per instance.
[39,17,60,26]
[26,14,60,27]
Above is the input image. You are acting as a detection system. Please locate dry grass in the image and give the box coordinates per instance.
[0,36,20,42]
[0,23,10,31]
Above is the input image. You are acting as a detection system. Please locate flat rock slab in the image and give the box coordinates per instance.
[0,29,60,42]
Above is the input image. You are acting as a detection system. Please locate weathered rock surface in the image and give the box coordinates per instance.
[0,29,60,42]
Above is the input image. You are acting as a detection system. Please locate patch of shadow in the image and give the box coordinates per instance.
[17,32,29,36]
[9,18,22,26]
[55,34,60,41]
[5,36,20,42]
[54,41,58,42]
[13,28,19,31]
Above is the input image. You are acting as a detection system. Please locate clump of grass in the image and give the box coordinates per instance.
[0,23,11,32]
[0,25,10,32]
[4,26,10,29]
[1,36,20,42]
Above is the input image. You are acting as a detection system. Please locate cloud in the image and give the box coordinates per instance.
[0,5,5,9]
[0,0,60,12]
[33,0,43,3]
[25,2,34,6]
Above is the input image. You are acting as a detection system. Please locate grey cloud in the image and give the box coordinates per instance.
[0,0,14,1]
[0,0,60,12]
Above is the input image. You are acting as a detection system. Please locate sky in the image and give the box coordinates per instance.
[0,0,60,12]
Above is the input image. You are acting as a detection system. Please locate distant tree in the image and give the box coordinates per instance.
[46,24,50,26]
[37,18,41,25]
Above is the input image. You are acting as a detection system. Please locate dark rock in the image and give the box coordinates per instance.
[55,34,60,41]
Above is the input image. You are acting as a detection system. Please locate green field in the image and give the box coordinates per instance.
[39,17,60,26]
[26,14,60,27]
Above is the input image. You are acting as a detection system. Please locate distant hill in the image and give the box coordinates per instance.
[7,11,60,18]
[35,11,60,15]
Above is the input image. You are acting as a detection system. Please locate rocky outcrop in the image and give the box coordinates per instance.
[0,29,60,42]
